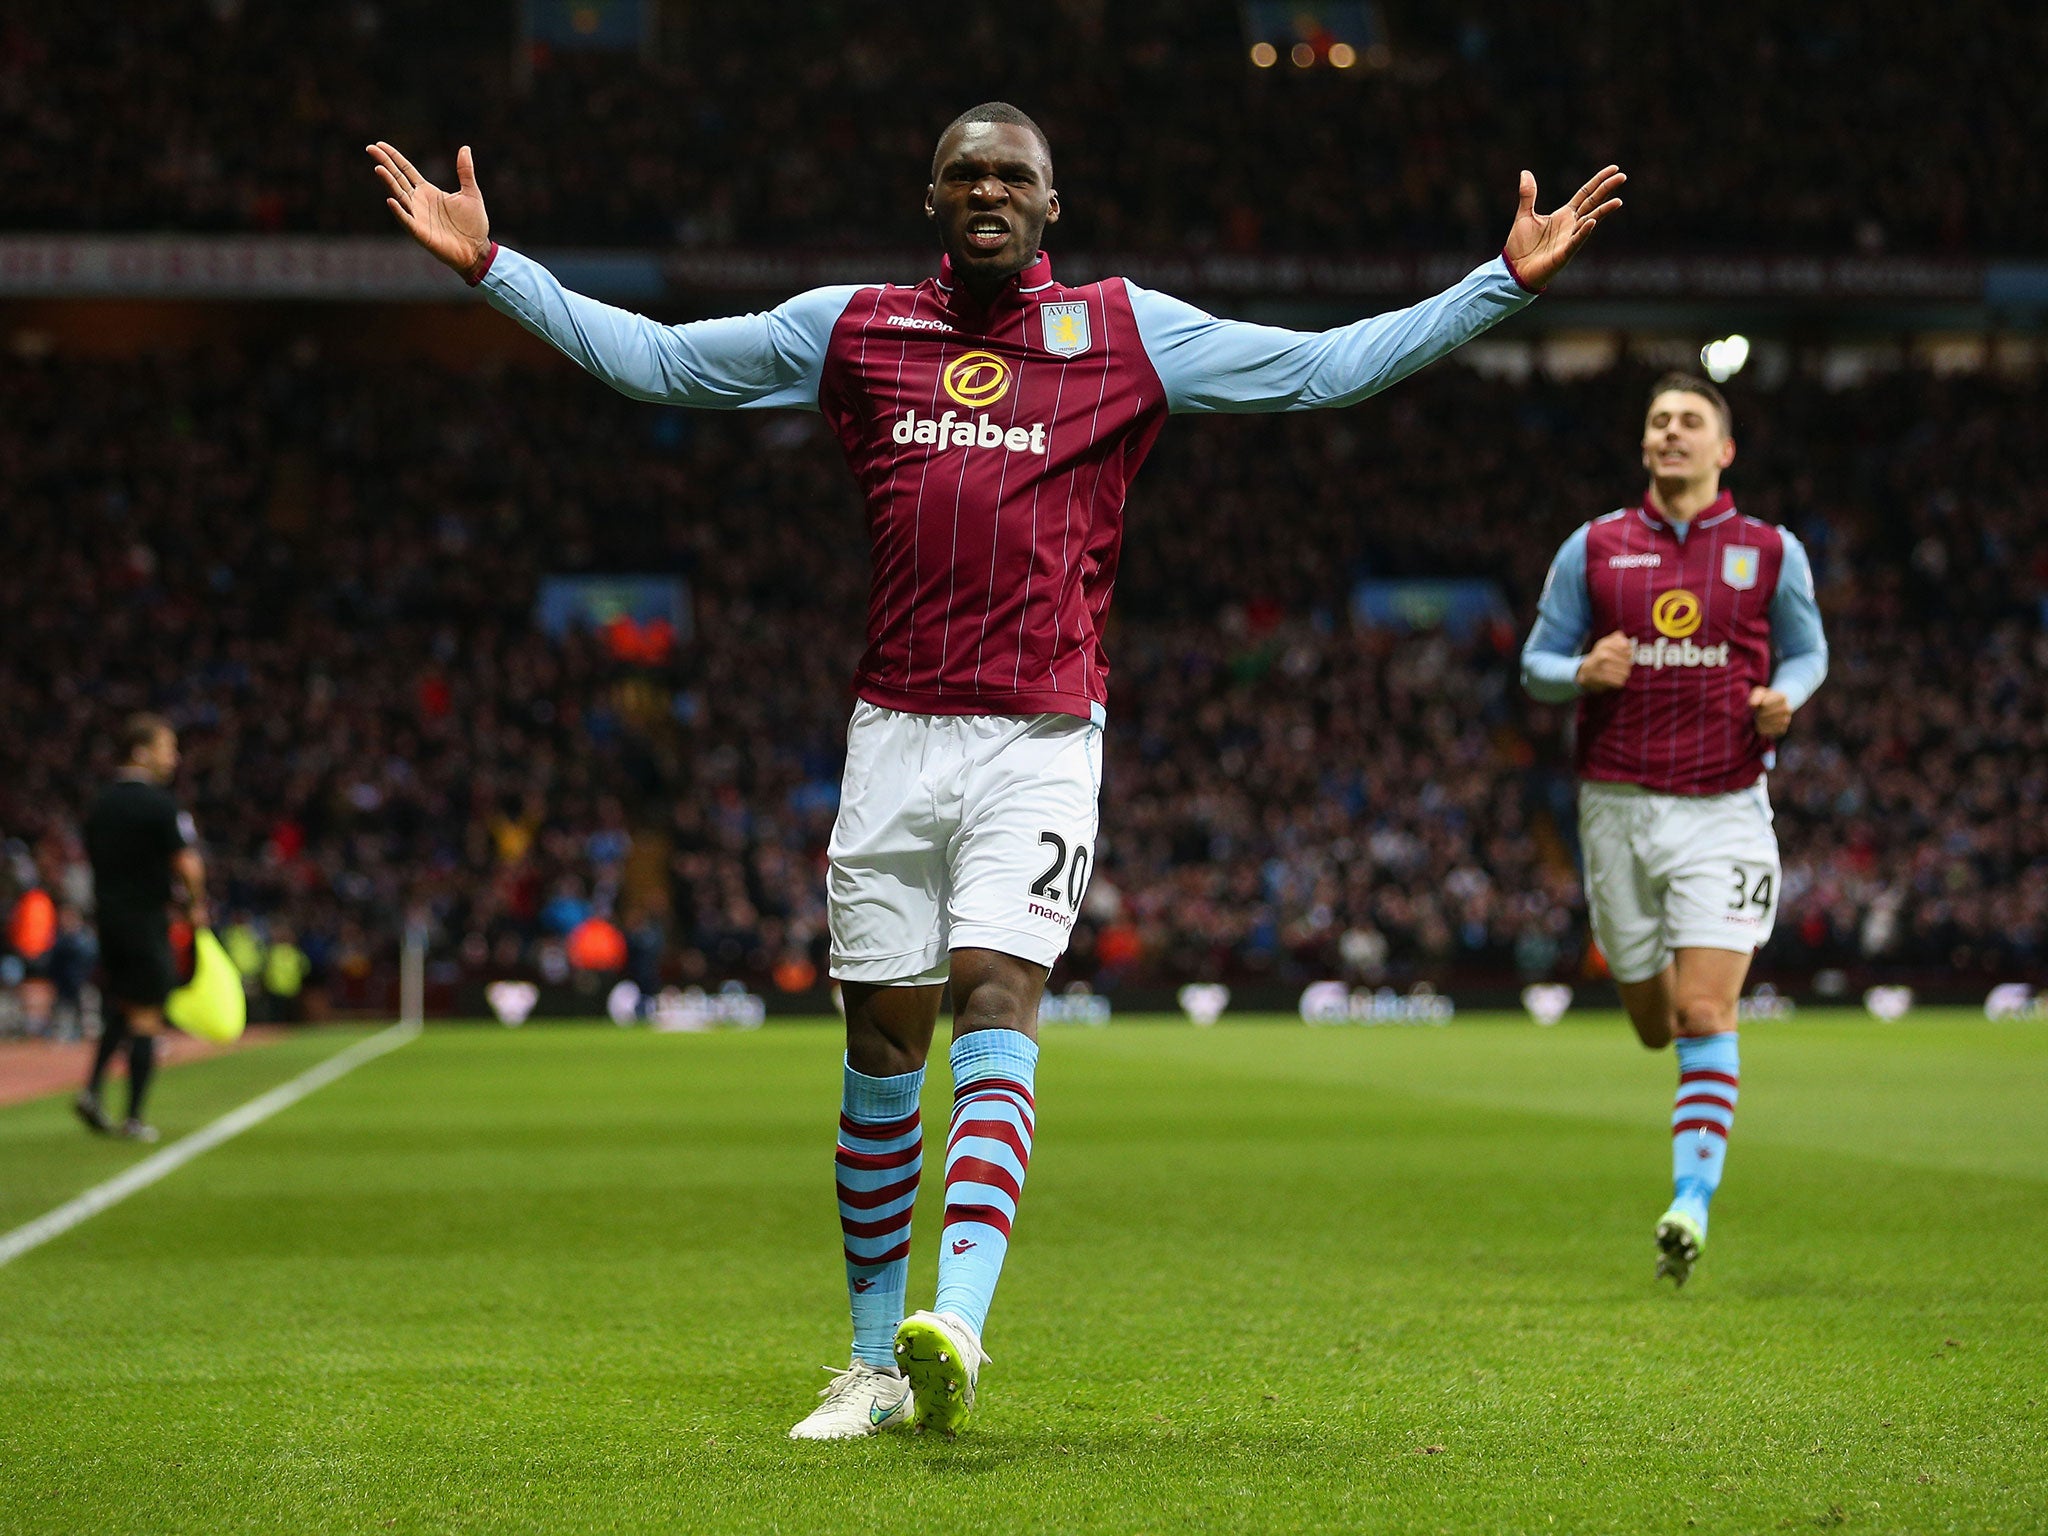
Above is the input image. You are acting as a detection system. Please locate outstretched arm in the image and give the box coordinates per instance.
[1130,167,1624,415]
[367,141,856,409]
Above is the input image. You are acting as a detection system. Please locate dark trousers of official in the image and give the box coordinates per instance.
[88,1011,157,1122]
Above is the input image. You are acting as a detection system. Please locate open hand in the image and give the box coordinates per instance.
[368,141,492,279]
[1502,165,1626,292]
[1576,630,1634,692]
[1749,685,1793,738]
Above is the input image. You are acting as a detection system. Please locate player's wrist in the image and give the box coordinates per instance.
[1500,246,1541,295]
[462,242,499,287]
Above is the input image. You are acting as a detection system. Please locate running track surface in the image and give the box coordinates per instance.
[0,1028,282,1108]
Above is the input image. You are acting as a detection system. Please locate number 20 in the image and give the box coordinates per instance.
[1032,831,1091,913]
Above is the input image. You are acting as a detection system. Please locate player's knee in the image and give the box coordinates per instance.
[1672,996,1736,1037]
[951,964,1041,1036]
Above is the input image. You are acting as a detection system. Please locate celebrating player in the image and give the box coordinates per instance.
[78,713,208,1142]
[1521,375,1827,1286]
[371,106,1623,1436]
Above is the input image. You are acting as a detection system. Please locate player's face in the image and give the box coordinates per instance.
[925,122,1060,289]
[1641,391,1735,483]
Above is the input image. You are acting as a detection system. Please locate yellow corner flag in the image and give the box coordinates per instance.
[166,929,248,1044]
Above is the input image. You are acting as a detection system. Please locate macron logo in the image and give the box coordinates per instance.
[885,314,955,333]
[950,1238,977,1255]
[1608,553,1662,569]
[894,409,1047,455]
[851,1278,876,1293]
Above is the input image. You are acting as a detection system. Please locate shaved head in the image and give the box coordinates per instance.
[932,101,1052,179]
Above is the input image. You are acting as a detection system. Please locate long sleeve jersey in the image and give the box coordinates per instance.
[478,244,1535,719]
[1520,495,1828,793]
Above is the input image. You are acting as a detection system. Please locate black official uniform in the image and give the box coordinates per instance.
[84,777,195,1008]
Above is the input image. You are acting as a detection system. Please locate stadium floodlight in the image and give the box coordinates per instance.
[1250,41,1278,67]
[1701,334,1751,382]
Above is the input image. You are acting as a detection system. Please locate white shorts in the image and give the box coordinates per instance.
[827,702,1103,985]
[1577,777,1780,985]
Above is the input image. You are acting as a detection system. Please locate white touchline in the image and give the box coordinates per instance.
[0,1020,422,1271]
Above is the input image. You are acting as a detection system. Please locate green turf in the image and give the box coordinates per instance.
[0,1012,2042,1534]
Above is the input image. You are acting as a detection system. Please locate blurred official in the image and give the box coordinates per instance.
[78,714,207,1142]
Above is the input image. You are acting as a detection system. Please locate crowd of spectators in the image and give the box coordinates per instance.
[2,345,2044,1009]
[2,1,2040,256]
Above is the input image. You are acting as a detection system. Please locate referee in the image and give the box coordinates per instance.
[77,713,207,1142]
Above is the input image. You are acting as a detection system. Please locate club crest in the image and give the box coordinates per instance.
[1041,301,1091,357]
[1721,545,1760,591]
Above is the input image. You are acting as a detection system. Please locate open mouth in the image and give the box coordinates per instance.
[963,216,1010,252]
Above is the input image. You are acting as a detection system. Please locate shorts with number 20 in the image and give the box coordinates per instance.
[828,703,1102,986]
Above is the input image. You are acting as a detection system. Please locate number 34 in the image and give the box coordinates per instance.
[1729,866,1774,914]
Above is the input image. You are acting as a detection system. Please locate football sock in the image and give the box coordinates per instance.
[1671,1032,1740,1229]
[126,1035,158,1121]
[933,1027,1038,1339]
[87,1016,128,1097]
[837,1057,924,1369]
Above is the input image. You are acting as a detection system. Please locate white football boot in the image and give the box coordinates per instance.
[893,1309,989,1437]
[787,1359,913,1440]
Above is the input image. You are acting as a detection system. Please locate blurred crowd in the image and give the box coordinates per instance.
[3,342,2044,1008]
[2,1,2040,256]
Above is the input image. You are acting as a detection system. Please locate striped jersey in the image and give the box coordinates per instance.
[478,243,1536,719]
[1520,493,1829,796]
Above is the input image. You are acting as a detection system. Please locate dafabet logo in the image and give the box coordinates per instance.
[1652,588,1703,639]
[1634,586,1730,671]
[941,350,1012,409]
[893,349,1049,455]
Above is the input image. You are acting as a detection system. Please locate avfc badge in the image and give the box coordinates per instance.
[1721,545,1761,591]
[1040,301,1091,358]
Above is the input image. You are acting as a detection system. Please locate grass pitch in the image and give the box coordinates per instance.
[0,1012,2042,1534]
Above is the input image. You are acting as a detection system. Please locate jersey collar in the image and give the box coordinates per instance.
[934,251,1055,304]
[1636,488,1737,538]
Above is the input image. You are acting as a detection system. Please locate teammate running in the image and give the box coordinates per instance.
[370,106,1624,1436]
[78,713,207,1142]
[1521,374,1827,1286]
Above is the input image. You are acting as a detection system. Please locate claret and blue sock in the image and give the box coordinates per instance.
[933,1028,1038,1338]
[1670,1031,1740,1231]
[836,1058,925,1368]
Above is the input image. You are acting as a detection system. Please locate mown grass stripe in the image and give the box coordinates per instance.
[0,1020,419,1269]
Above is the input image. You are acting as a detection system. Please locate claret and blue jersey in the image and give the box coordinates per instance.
[1521,492,1829,795]
[475,242,1535,721]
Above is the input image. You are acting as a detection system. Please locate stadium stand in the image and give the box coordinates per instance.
[3,348,2041,1007]
[2,1,2041,254]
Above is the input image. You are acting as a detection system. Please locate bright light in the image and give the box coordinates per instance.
[1290,41,1316,67]
[1328,42,1357,68]
[1250,41,1277,67]
[1701,334,1751,382]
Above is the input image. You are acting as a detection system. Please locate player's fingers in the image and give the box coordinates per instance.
[1517,170,1537,220]
[369,142,412,192]
[456,144,478,194]
[1577,169,1626,210]
[1581,197,1623,225]
[373,164,412,209]
[381,141,432,191]
[1567,164,1621,211]
[384,197,418,232]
